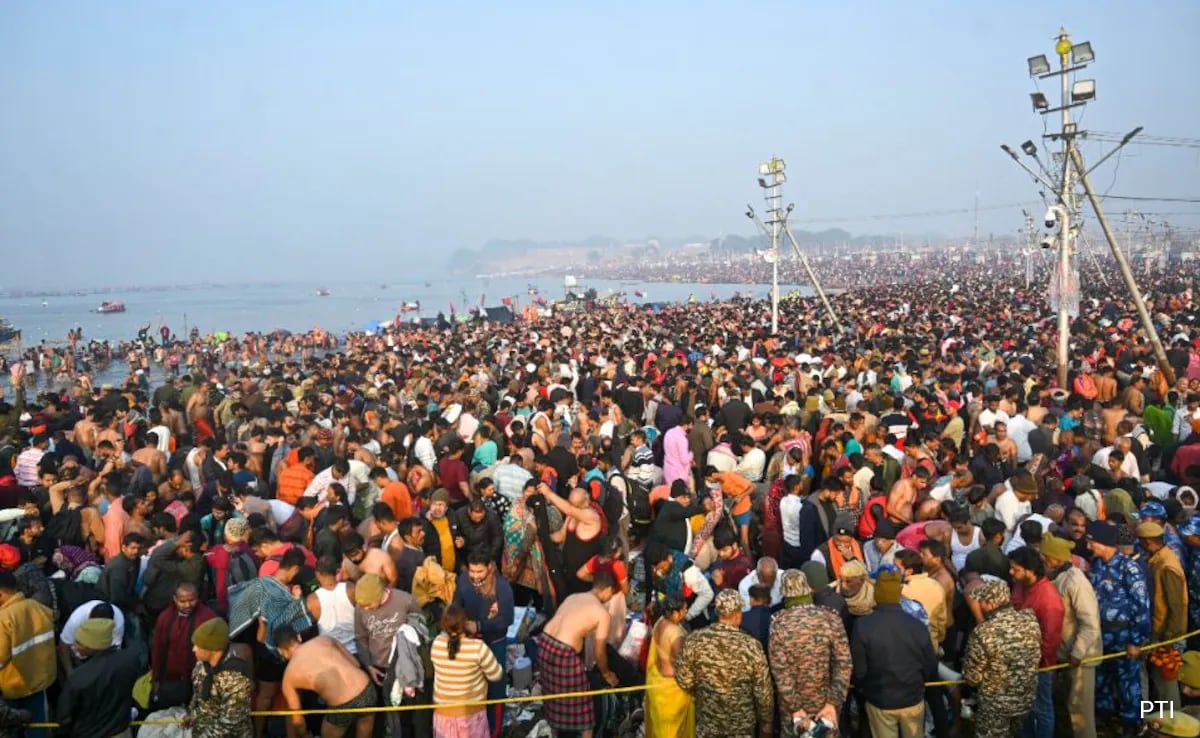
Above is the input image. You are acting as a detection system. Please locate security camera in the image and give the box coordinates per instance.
[1044,207,1058,230]
[1040,236,1055,249]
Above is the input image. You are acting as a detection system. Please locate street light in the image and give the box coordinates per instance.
[1028,54,1051,76]
[1021,140,1038,156]
[1030,92,1049,111]
[1070,41,1094,65]
[1071,79,1096,103]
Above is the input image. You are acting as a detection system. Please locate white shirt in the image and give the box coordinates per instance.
[994,487,1031,538]
[413,436,437,471]
[735,448,766,483]
[738,571,783,611]
[303,466,359,505]
[1091,445,1140,479]
[780,495,804,547]
[682,565,714,622]
[61,600,125,649]
[1003,514,1054,554]
[185,448,204,490]
[978,408,1010,430]
[267,499,296,527]
[1006,414,1037,463]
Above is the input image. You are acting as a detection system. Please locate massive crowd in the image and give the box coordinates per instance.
[0,253,1200,738]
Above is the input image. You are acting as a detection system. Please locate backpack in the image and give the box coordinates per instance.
[598,472,628,533]
[624,477,654,529]
[227,549,257,589]
[46,506,84,548]
[858,494,889,540]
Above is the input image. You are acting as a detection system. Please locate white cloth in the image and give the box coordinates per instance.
[1006,414,1037,463]
[303,466,359,505]
[994,487,1031,538]
[61,600,125,648]
[266,499,296,528]
[950,526,982,571]
[1003,514,1054,554]
[682,565,713,622]
[780,495,803,547]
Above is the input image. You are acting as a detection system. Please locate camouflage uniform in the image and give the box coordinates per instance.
[769,603,852,737]
[1090,550,1151,724]
[963,585,1042,738]
[675,622,775,738]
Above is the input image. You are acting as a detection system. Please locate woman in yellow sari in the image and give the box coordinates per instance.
[644,596,694,737]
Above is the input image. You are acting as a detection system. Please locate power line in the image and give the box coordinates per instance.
[791,201,1032,225]
[1101,195,1200,204]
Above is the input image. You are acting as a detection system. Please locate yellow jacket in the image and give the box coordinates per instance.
[0,593,56,699]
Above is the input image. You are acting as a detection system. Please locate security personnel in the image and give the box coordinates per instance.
[1176,517,1200,633]
[1087,521,1150,738]
[1137,501,1188,565]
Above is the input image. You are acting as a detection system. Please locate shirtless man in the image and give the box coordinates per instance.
[536,571,619,738]
[132,432,167,483]
[72,409,98,459]
[275,627,376,738]
[340,532,397,585]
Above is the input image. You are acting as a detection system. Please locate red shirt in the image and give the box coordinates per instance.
[437,457,469,505]
[152,603,217,683]
[1012,576,1065,668]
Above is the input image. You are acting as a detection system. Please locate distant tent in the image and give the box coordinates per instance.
[484,306,515,323]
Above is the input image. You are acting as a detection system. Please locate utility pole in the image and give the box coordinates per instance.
[1023,210,1036,290]
[1006,29,1175,387]
[1053,30,1076,390]
[753,157,786,334]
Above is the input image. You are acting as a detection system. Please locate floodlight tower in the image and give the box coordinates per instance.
[757,157,786,334]
[1015,29,1173,385]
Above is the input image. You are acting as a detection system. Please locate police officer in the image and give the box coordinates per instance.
[1137,501,1188,565]
[1087,521,1151,738]
[1176,517,1200,635]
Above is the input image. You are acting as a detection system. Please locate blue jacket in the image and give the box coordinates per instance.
[452,570,515,647]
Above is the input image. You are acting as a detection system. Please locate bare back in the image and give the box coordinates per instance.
[283,636,370,707]
[541,591,608,651]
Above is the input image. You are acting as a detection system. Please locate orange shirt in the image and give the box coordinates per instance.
[380,481,414,521]
[713,471,755,517]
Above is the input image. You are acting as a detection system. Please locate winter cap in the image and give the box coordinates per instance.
[192,618,230,651]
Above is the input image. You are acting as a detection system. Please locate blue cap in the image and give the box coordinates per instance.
[1136,501,1167,520]
[1178,516,1200,538]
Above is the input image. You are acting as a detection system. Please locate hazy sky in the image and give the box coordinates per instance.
[2,1,1198,287]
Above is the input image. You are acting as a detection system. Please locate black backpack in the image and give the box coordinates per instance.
[46,506,84,548]
[623,477,653,528]
[597,473,626,534]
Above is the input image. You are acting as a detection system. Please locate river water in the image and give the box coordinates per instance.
[2,277,816,346]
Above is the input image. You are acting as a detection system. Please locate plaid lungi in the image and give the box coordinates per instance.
[537,633,594,731]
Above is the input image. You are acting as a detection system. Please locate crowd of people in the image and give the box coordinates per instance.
[0,253,1199,738]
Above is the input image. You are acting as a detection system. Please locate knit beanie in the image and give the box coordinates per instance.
[192,618,230,651]
[874,569,904,605]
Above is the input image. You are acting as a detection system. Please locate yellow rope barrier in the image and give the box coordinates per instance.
[27,627,1200,728]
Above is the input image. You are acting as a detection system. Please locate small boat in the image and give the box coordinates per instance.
[95,301,125,314]
[0,318,20,343]
[380,284,387,290]
[316,289,331,297]
[424,281,432,288]
[399,302,421,313]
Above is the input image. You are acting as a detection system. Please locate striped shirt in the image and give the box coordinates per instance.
[430,633,502,707]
